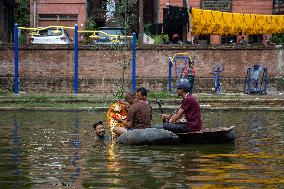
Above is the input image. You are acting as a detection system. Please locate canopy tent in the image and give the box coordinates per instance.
[191,8,284,36]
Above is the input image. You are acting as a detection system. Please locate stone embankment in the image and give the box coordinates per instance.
[0,93,283,111]
[162,94,284,111]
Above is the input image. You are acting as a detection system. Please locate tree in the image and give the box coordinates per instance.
[14,0,30,27]
[102,0,138,34]
[107,0,138,99]
[116,0,138,34]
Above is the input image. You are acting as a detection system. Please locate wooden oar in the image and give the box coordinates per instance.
[156,98,167,123]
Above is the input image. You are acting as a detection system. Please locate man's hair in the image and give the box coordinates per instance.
[124,92,135,101]
[136,87,148,97]
[93,121,104,130]
[172,33,180,42]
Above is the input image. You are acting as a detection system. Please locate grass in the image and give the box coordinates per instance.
[148,92,179,99]
[0,91,281,109]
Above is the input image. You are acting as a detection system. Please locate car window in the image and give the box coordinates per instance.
[37,28,63,36]
[99,29,125,36]
[97,32,109,37]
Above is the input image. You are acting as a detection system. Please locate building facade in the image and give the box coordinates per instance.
[29,0,86,29]
[29,0,159,38]
[28,0,283,44]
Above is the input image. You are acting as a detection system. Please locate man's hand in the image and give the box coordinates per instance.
[169,108,184,123]
[161,114,170,119]
[161,114,171,122]
[115,117,127,126]
[117,99,130,107]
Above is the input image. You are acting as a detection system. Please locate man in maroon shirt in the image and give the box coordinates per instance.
[162,82,202,133]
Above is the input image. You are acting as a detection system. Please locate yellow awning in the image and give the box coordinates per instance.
[191,8,284,35]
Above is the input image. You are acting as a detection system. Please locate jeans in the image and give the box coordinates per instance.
[162,123,189,133]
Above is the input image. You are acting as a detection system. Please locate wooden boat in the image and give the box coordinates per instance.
[116,126,236,145]
[106,102,236,145]
[177,126,236,144]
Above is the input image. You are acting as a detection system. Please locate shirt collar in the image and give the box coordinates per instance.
[184,93,190,99]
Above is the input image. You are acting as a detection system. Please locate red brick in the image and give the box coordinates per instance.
[1,45,282,94]
[29,0,86,31]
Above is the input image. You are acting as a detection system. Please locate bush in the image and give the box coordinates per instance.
[18,34,27,44]
[85,19,96,31]
[270,33,284,45]
[153,35,169,45]
[82,19,97,44]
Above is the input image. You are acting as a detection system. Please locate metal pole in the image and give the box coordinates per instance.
[248,68,251,95]
[14,23,19,96]
[217,70,221,94]
[214,72,217,94]
[264,68,268,94]
[168,59,172,94]
[243,68,248,94]
[33,0,37,27]
[138,0,144,43]
[74,24,79,95]
[131,32,137,93]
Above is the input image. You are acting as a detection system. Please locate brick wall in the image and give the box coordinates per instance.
[189,0,201,8]
[1,45,283,94]
[232,0,273,14]
[30,0,86,31]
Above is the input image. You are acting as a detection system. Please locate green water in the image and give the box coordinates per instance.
[0,110,283,189]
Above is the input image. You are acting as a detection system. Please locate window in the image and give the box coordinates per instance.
[248,35,263,44]
[38,14,78,21]
[197,35,210,45]
[37,28,63,36]
[273,0,284,14]
[221,35,237,44]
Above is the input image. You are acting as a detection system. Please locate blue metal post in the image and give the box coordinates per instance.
[168,58,172,94]
[74,25,79,95]
[131,32,136,93]
[248,68,251,95]
[217,70,221,93]
[243,68,248,94]
[14,23,19,96]
[12,116,20,180]
[264,68,268,94]
[214,72,217,93]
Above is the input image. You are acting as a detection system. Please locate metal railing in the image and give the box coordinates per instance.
[13,24,137,96]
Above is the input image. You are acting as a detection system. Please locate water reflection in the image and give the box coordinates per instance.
[0,110,283,188]
[12,116,21,187]
[0,114,31,188]
[67,112,81,186]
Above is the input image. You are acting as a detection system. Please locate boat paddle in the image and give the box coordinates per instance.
[156,98,167,123]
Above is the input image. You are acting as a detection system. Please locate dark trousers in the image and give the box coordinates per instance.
[162,123,189,133]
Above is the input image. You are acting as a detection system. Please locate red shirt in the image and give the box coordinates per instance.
[180,94,202,132]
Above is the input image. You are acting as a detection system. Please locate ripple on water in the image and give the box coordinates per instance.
[0,110,283,188]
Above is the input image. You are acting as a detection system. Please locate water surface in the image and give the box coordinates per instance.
[0,110,283,188]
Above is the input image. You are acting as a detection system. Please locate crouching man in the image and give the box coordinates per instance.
[113,93,151,135]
